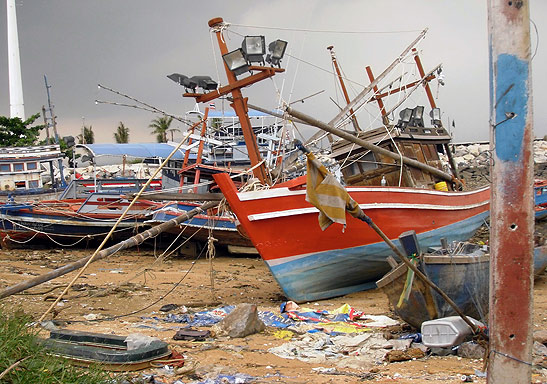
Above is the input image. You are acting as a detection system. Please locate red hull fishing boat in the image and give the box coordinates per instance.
[214,173,489,302]
[180,17,491,302]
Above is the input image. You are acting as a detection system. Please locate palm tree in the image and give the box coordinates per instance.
[166,128,181,142]
[114,122,130,143]
[77,125,94,144]
[149,116,173,143]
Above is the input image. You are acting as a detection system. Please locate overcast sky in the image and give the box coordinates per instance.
[1,1,546,144]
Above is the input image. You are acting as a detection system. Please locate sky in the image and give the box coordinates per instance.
[0,0,546,145]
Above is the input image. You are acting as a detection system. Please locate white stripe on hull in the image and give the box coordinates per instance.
[247,200,490,222]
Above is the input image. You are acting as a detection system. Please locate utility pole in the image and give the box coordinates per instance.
[487,1,534,383]
[44,75,59,144]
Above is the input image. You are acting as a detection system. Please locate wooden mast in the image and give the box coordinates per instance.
[327,46,361,132]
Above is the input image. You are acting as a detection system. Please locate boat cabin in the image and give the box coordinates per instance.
[0,145,62,191]
[331,106,453,189]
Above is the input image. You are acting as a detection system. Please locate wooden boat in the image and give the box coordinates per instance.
[0,193,162,246]
[534,179,547,220]
[214,172,490,302]
[376,243,489,329]
[535,244,547,277]
[180,19,491,302]
[146,200,253,250]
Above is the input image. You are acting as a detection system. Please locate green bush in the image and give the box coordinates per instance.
[0,308,117,383]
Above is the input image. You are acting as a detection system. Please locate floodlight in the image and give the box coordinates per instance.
[167,73,188,85]
[189,76,218,91]
[266,40,288,67]
[430,107,442,126]
[399,108,413,123]
[412,106,424,120]
[242,36,266,64]
[223,48,249,76]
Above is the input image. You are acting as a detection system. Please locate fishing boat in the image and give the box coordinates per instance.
[376,242,489,329]
[534,179,547,220]
[147,201,253,251]
[178,18,491,302]
[0,193,162,247]
[214,173,489,302]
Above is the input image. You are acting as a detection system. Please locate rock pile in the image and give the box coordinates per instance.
[443,139,547,188]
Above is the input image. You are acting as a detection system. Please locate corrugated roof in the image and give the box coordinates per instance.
[77,143,191,160]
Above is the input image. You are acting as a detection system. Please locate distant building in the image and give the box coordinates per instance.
[0,145,62,191]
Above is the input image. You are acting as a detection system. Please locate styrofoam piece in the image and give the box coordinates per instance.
[421,316,484,348]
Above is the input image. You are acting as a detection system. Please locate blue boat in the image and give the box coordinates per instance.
[535,179,547,220]
[376,243,489,329]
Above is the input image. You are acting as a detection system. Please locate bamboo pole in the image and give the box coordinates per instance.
[0,201,218,300]
[35,115,206,322]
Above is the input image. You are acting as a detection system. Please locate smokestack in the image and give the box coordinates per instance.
[7,0,25,119]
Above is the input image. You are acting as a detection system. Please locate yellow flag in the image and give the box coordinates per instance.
[305,152,365,231]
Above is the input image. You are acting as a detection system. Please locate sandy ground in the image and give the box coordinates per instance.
[0,240,545,384]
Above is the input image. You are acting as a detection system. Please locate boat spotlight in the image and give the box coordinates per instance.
[430,108,442,127]
[397,108,413,128]
[167,73,199,92]
[223,48,249,76]
[266,39,288,67]
[189,76,218,91]
[167,73,188,85]
[410,106,425,127]
[241,36,266,65]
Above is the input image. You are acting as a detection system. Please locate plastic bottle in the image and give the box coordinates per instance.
[381,176,387,186]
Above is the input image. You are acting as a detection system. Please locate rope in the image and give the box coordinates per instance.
[229,23,423,35]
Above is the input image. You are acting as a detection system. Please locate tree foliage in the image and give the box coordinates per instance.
[0,113,44,147]
[77,125,95,144]
[149,116,173,143]
[114,122,130,143]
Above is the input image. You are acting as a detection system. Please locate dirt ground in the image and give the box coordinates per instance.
[0,238,545,384]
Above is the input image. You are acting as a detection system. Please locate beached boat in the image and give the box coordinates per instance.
[146,201,253,252]
[535,179,547,220]
[376,243,489,329]
[0,193,162,246]
[214,172,489,302]
[535,244,547,277]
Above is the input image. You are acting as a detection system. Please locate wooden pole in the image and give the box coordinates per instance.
[286,106,461,188]
[487,1,534,382]
[328,29,427,127]
[327,46,361,132]
[208,17,270,184]
[0,201,218,300]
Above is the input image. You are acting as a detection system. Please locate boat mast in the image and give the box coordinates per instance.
[184,18,284,185]
[327,46,361,133]
[7,0,24,119]
[208,17,270,184]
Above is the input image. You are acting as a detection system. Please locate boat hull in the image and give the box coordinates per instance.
[214,173,491,302]
[377,251,490,328]
[147,202,253,248]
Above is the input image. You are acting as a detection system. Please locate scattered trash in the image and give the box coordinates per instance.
[421,316,484,348]
[272,330,294,340]
[125,333,161,350]
[460,374,473,382]
[159,304,179,312]
[83,313,98,321]
[173,329,211,341]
